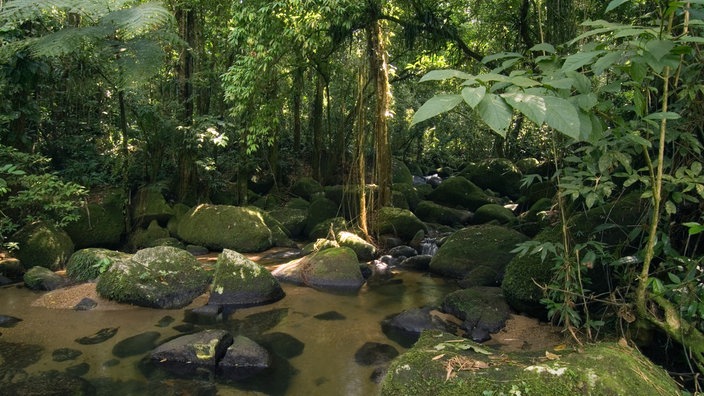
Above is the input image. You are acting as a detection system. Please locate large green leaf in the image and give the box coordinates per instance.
[501,93,547,126]
[544,96,580,140]
[605,0,630,13]
[561,51,604,72]
[410,94,463,126]
[461,86,486,109]
[476,93,513,137]
[420,69,473,82]
[645,40,675,61]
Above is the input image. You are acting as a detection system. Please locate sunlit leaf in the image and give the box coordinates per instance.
[544,97,580,139]
[476,93,513,137]
[501,93,547,126]
[529,43,556,53]
[605,0,630,13]
[461,86,486,109]
[410,94,463,126]
[420,69,473,82]
[561,51,604,72]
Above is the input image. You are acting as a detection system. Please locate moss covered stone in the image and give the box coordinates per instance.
[308,216,347,241]
[429,225,528,282]
[23,266,67,290]
[414,200,472,227]
[427,176,490,211]
[515,157,541,174]
[256,208,297,248]
[440,287,510,340]
[392,159,413,184]
[131,187,174,226]
[304,197,340,237]
[291,177,323,200]
[64,198,124,249]
[167,203,191,235]
[176,204,273,253]
[209,249,284,307]
[66,248,131,282]
[460,158,523,198]
[381,331,682,395]
[128,220,170,251]
[268,207,307,239]
[392,183,422,210]
[374,207,427,243]
[14,221,74,271]
[272,246,364,293]
[96,246,209,309]
[472,203,516,225]
[337,231,377,262]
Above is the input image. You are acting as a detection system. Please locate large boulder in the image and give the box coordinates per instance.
[392,183,422,211]
[381,331,682,395]
[460,158,523,197]
[304,197,339,237]
[177,204,273,252]
[96,246,210,309]
[414,200,472,226]
[66,248,131,282]
[427,176,490,211]
[472,203,516,225]
[392,159,413,184]
[208,249,284,307]
[440,287,511,342]
[149,329,233,376]
[14,221,74,270]
[268,207,307,239]
[502,192,648,318]
[64,191,125,249]
[308,216,347,241]
[272,246,364,293]
[291,176,323,201]
[127,220,170,252]
[131,187,174,226]
[429,225,528,283]
[218,335,271,380]
[374,207,427,243]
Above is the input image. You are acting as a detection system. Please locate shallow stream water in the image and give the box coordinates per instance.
[0,258,461,395]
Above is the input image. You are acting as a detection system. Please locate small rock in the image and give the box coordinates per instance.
[0,314,22,328]
[75,327,118,345]
[354,342,399,366]
[112,331,160,358]
[73,298,97,311]
[313,311,346,321]
[218,335,271,380]
[66,362,90,377]
[52,348,83,362]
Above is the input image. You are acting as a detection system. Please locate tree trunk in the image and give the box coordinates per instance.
[369,19,392,208]
[176,6,196,123]
[545,0,576,44]
[311,74,324,182]
[292,67,303,153]
[118,90,132,233]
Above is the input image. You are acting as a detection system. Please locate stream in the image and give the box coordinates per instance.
[0,255,461,395]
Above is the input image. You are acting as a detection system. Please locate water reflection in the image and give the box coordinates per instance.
[0,269,457,395]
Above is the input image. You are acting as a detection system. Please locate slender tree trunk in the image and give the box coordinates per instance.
[176,7,195,123]
[118,90,131,233]
[292,67,303,153]
[311,74,324,182]
[369,19,392,208]
[355,67,369,237]
[545,0,576,44]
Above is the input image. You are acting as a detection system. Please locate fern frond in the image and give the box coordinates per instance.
[113,37,164,88]
[102,2,173,40]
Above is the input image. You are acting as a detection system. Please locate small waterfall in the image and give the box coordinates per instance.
[420,238,439,256]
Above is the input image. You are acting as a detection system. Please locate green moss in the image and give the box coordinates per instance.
[131,187,174,226]
[392,183,421,210]
[268,207,307,238]
[64,200,125,249]
[14,221,74,270]
[304,197,340,237]
[66,248,131,282]
[128,220,170,251]
[429,224,528,280]
[302,247,364,292]
[209,249,284,306]
[427,176,490,211]
[472,204,516,225]
[392,159,413,184]
[415,200,472,226]
[381,331,682,395]
[460,158,522,198]
[308,216,347,240]
[291,177,323,201]
[176,204,273,252]
[374,207,427,242]
[337,231,376,262]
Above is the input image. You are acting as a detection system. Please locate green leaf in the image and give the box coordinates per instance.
[666,272,681,285]
[420,69,473,82]
[410,94,463,126]
[475,73,510,83]
[477,93,513,137]
[648,277,666,295]
[665,200,677,215]
[544,97,581,140]
[529,43,556,53]
[645,40,675,61]
[509,75,540,87]
[543,78,573,90]
[501,93,547,125]
[644,112,681,121]
[482,52,522,64]
[561,51,604,72]
[605,0,630,13]
[592,51,622,75]
[462,86,486,109]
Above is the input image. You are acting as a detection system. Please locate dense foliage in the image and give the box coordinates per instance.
[1,0,703,386]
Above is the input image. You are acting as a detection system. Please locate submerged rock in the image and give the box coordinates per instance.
[75,327,118,345]
[381,307,452,348]
[113,331,161,358]
[218,335,271,380]
[149,329,232,377]
[52,348,83,362]
[354,342,399,366]
[2,370,95,395]
[381,331,683,395]
[0,315,22,328]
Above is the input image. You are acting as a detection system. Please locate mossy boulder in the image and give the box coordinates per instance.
[301,238,340,255]
[272,246,364,293]
[285,197,310,211]
[66,248,131,282]
[374,207,427,243]
[14,221,74,270]
[519,180,557,211]
[176,204,273,253]
[414,200,472,226]
[208,249,284,307]
[23,266,68,290]
[381,331,682,395]
[268,207,307,239]
[427,176,490,211]
[64,195,124,249]
[429,225,528,282]
[440,287,511,342]
[291,177,323,201]
[392,183,422,210]
[515,157,541,174]
[502,193,648,318]
[308,216,348,241]
[460,158,523,197]
[256,208,297,248]
[304,197,340,237]
[128,220,170,252]
[337,231,377,262]
[392,159,413,184]
[131,187,174,226]
[472,203,516,225]
[96,246,210,309]
[324,184,377,220]
[167,203,191,235]
[149,329,233,376]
